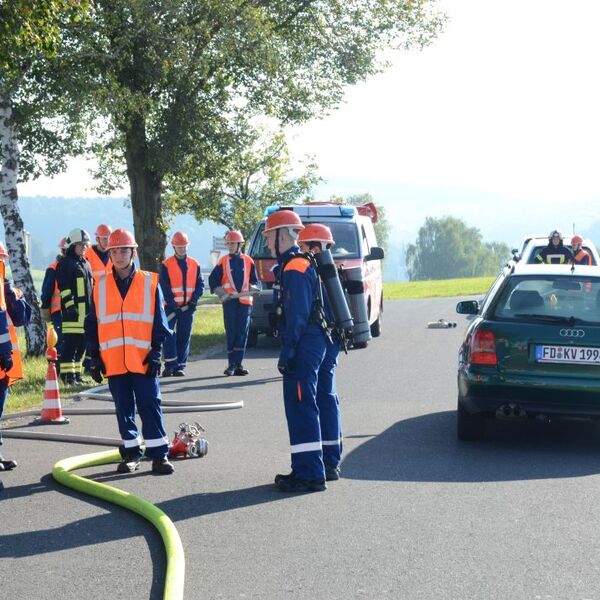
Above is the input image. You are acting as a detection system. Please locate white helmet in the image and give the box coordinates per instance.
[66,228,91,248]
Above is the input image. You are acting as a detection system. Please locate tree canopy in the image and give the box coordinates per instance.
[406,216,510,281]
[58,0,444,269]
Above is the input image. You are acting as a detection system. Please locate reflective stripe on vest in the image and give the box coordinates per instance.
[94,271,157,376]
[62,275,87,334]
[0,278,23,386]
[218,254,254,306]
[164,256,199,305]
[49,261,61,314]
[85,246,112,279]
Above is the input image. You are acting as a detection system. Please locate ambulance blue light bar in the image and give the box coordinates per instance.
[263,204,357,218]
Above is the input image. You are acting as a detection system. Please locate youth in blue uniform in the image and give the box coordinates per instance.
[208,230,259,376]
[160,231,204,377]
[0,242,32,472]
[84,228,175,475]
[262,210,328,493]
[297,223,343,481]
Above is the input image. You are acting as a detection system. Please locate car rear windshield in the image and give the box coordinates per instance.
[491,274,600,323]
[249,221,360,259]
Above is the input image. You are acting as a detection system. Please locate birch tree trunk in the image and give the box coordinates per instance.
[0,85,45,355]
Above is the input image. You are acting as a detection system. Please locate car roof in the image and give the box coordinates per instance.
[510,263,600,277]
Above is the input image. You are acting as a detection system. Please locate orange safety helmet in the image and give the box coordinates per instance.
[297,223,335,246]
[95,224,113,237]
[224,230,245,243]
[572,235,584,245]
[107,228,138,249]
[0,242,7,260]
[263,210,304,233]
[58,237,68,249]
[171,231,189,246]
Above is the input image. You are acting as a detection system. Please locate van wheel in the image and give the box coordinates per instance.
[457,400,485,440]
[352,341,368,349]
[370,304,382,337]
[247,328,259,348]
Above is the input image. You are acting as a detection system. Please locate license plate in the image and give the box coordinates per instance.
[535,344,600,365]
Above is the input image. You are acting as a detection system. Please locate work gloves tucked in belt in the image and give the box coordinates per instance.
[89,357,106,384]
[277,346,296,376]
[143,349,162,378]
[0,353,13,372]
[64,305,79,322]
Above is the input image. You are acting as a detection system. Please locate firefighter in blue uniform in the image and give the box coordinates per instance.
[160,231,204,377]
[40,237,67,366]
[535,230,574,264]
[84,228,174,475]
[208,230,259,376]
[297,223,343,481]
[0,241,32,472]
[262,210,328,492]
[56,228,93,384]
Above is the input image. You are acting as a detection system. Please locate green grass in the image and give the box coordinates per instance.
[5,305,226,415]
[384,276,495,300]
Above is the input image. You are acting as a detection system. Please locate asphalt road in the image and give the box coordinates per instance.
[3,297,600,599]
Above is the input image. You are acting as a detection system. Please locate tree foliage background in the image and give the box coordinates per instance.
[406,216,510,280]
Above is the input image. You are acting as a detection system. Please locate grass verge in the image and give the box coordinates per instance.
[384,276,494,300]
[5,305,225,415]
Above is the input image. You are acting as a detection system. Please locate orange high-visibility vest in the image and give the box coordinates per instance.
[49,261,61,314]
[218,254,254,306]
[0,265,24,386]
[163,256,199,305]
[85,245,112,279]
[94,270,157,377]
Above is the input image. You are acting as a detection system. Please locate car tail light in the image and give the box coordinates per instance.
[470,329,498,366]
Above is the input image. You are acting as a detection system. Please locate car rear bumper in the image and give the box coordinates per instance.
[458,369,600,418]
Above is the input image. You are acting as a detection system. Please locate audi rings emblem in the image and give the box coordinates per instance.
[559,329,585,338]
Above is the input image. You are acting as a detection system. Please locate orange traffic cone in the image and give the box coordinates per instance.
[33,325,69,425]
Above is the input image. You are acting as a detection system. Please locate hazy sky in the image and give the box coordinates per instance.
[19,0,600,244]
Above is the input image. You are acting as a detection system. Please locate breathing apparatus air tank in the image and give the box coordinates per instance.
[314,249,354,334]
[341,266,372,346]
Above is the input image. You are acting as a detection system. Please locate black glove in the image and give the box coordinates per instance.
[64,305,79,322]
[3,280,15,301]
[187,300,197,311]
[0,353,13,372]
[142,349,161,378]
[89,357,106,384]
[277,346,296,376]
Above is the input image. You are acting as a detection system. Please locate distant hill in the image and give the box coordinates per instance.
[19,196,226,269]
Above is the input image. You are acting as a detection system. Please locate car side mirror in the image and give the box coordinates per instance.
[456,300,479,315]
[365,246,384,261]
[511,248,520,260]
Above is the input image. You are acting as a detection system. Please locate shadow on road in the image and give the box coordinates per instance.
[342,410,600,482]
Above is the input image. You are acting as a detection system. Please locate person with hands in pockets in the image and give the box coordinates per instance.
[0,241,32,471]
[159,231,204,377]
[262,210,329,493]
[84,228,175,475]
[209,230,259,376]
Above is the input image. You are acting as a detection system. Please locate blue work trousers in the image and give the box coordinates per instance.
[108,373,169,461]
[0,377,8,452]
[163,306,195,370]
[282,332,327,481]
[317,339,342,469]
[223,299,251,367]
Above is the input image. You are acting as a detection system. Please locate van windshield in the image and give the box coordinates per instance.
[249,221,360,259]
[491,274,600,323]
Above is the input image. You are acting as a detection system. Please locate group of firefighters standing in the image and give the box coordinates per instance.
[3,211,343,491]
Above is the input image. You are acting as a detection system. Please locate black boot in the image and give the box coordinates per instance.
[234,364,248,376]
[152,457,175,475]
[223,365,236,376]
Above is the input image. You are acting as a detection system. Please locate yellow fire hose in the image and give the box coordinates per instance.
[52,449,185,600]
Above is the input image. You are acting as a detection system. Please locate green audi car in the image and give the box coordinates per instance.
[456,262,600,440]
